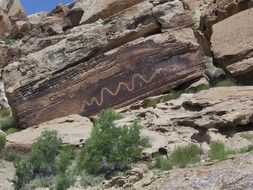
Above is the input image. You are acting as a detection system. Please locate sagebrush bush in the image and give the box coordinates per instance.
[55,174,74,190]
[56,147,74,175]
[155,144,202,170]
[144,99,159,108]
[154,156,172,171]
[161,90,183,102]
[55,147,75,190]
[208,141,232,161]
[80,171,104,187]
[0,134,6,152]
[14,130,62,189]
[21,177,53,190]
[0,108,10,117]
[1,149,21,162]
[78,109,149,174]
[170,144,202,168]
[0,116,16,131]
[214,78,237,87]
[195,84,210,92]
[240,144,253,153]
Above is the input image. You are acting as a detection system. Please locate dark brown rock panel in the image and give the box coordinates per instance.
[7,32,204,127]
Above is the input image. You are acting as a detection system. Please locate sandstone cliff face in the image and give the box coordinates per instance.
[2,0,205,127]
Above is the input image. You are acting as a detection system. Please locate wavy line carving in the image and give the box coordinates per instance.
[81,68,162,110]
[28,68,162,125]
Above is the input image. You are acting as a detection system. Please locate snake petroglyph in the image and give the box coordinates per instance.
[80,68,162,110]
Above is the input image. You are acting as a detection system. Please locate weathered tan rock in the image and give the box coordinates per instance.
[153,0,193,31]
[0,8,13,37]
[19,35,65,56]
[71,0,145,25]
[0,0,28,38]
[0,44,21,68]
[199,0,252,41]
[155,152,253,190]
[120,86,253,130]
[0,75,8,108]
[185,77,209,93]
[26,12,70,38]
[193,0,252,56]
[0,0,26,21]
[211,8,253,83]
[6,115,93,150]
[50,3,71,17]
[102,165,157,189]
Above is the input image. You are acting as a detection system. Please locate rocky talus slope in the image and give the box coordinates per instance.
[0,0,253,189]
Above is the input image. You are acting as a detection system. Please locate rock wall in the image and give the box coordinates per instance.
[2,0,205,127]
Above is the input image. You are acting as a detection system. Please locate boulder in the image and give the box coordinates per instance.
[6,115,93,150]
[0,0,27,38]
[27,12,70,38]
[69,0,145,25]
[0,8,13,37]
[199,0,252,41]
[211,8,253,84]
[0,44,21,68]
[3,0,205,127]
[0,0,26,21]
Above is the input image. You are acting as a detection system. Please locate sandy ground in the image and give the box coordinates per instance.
[0,159,14,190]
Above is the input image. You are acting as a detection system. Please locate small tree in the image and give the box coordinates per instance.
[79,109,149,174]
[14,130,62,189]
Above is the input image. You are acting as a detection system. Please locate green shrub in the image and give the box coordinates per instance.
[0,108,11,118]
[161,90,183,102]
[239,144,253,154]
[170,144,202,168]
[79,109,149,174]
[56,147,74,175]
[2,149,21,162]
[144,99,159,108]
[1,36,16,45]
[0,117,16,131]
[208,141,232,161]
[154,156,172,171]
[21,177,53,190]
[5,127,20,134]
[14,130,62,189]
[214,79,237,87]
[0,134,6,152]
[55,174,74,190]
[155,144,202,171]
[54,146,75,190]
[80,171,104,187]
[195,84,210,92]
